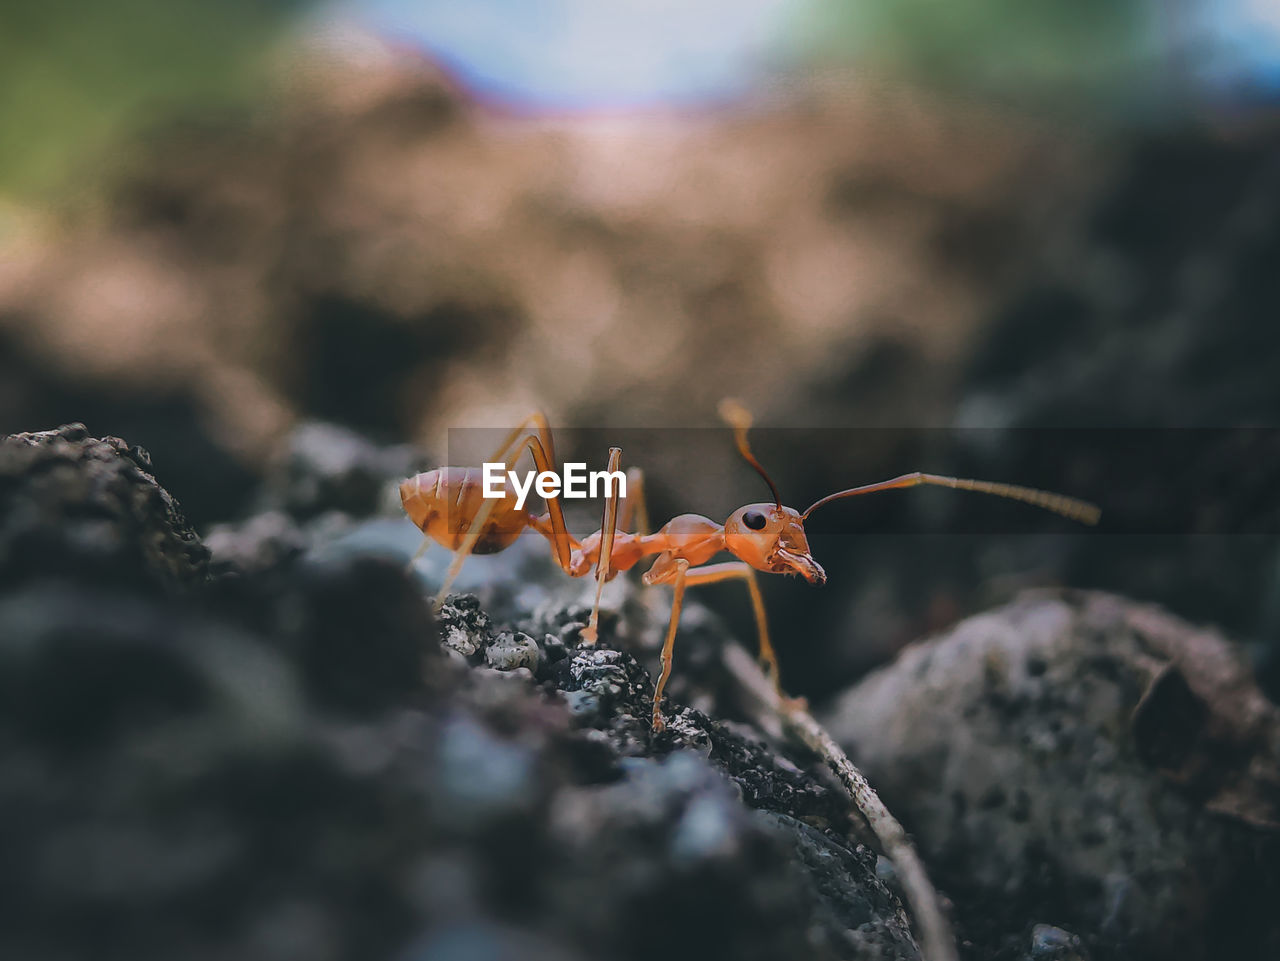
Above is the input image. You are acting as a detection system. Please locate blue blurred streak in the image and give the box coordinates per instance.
[337,0,795,108]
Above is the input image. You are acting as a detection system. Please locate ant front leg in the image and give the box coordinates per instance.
[680,562,779,687]
[680,562,805,710]
[643,558,803,727]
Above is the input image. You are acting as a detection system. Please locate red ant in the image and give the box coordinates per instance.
[401,402,1100,731]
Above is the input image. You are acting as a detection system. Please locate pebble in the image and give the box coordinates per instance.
[484,631,542,672]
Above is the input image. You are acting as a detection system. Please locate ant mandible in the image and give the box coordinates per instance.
[401,402,1100,732]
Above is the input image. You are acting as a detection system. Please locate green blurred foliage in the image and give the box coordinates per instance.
[0,0,307,199]
[794,0,1171,110]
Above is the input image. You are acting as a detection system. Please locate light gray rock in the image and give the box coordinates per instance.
[483,631,542,672]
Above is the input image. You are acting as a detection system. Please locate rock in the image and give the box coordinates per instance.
[823,590,1280,961]
[0,581,304,754]
[1027,924,1089,961]
[30,416,1279,961]
[261,555,443,716]
[5,555,914,961]
[436,594,493,658]
[546,752,920,961]
[565,646,643,703]
[263,421,421,522]
[0,423,208,592]
[205,509,308,575]
[201,418,430,580]
[484,631,542,672]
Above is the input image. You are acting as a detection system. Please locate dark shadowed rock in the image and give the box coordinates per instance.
[0,423,208,592]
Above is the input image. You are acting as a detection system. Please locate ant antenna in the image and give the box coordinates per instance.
[718,399,782,508]
[803,472,1100,525]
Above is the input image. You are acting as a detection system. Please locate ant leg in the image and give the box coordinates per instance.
[432,414,578,609]
[580,447,623,645]
[618,466,649,535]
[432,433,562,609]
[408,535,432,568]
[491,413,578,570]
[681,562,784,693]
[650,557,690,732]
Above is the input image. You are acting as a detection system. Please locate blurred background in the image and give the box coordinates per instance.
[3,0,1280,699]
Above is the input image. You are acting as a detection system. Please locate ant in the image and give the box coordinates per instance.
[401,402,1100,731]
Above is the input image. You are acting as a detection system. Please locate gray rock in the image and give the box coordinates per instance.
[264,420,419,522]
[436,594,492,657]
[205,509,307,574]
[1027,924,1088,961]
[548,752,920,961]
[568,647,634,700]
[484,631,542,672]
[823,590,1280,961]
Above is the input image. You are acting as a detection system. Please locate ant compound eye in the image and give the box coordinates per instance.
[742,509,767,531]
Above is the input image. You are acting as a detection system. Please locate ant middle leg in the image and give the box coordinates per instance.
[649,556,690,732]
[643,560,798,726]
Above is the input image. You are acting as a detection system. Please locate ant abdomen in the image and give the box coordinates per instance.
[399,468,527,554]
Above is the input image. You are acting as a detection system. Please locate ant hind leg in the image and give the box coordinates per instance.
[619,467,649,535]
[407,535,432,570]
[431,413,575,610]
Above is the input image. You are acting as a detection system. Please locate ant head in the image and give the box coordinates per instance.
[718,399,826,585]
[724,503,826,584]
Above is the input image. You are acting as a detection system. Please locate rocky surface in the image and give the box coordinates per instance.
[824,591,1280,961]
[1,424,922,961]
[7,419,1279,961]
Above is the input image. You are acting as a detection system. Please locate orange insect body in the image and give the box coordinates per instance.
[400,466,582,559]
[402,406,1099,732]
[400,469,527,554]
[569,514,723,577]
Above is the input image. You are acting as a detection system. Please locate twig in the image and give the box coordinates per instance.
[722,644,958,961]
